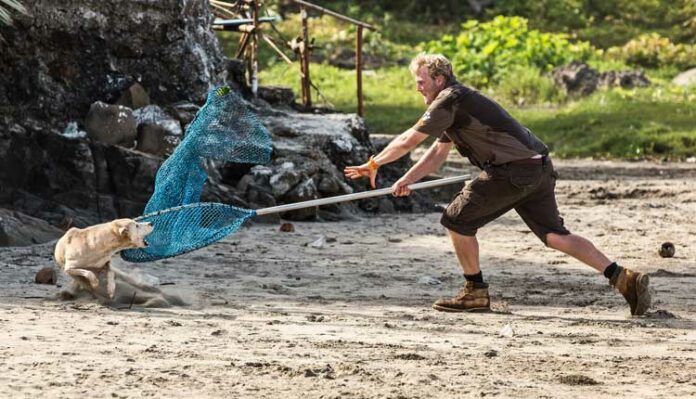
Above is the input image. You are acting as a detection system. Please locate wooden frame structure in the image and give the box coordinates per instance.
[293,0,376,116]
[211,0,376,117]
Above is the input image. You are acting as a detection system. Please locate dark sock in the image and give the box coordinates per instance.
[464,272,484,283]
[603,262,619,279]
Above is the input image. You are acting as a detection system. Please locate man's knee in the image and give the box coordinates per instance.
[446,227,477,240]
[545,232,571,249]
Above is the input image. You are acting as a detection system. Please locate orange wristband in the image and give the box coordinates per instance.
[367,156,380,172]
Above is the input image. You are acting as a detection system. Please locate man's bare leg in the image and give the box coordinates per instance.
[546,232,650,315]
[446,229,480,275]
[545,233,611,272]
[432,229,490,312]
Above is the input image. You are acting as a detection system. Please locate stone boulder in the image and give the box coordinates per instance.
[0,120,161,227]
[167,102,201,128]
[133,105,183,156]
[0,0,227,124]
[552,62,600,96]
[553,62,651,95]
[84,101,137,146]
[672,68,696,87]
[257,86,296,107]
[116,82,151,110]
[0,208,64,247]
[599,70,650,89]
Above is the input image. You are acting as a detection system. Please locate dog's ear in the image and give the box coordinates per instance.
[118,222,135,238]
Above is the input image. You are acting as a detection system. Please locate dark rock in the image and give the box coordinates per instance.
[279,222,295,232]
[552,61,600,96]
[167,102,201,127]
[269,125,301,138]
[270,169,303,197]
[133,105,182,137]
[658,242,675,258]
[257,86,295,107]
[0,0,226,124]
[84,101,137,146]
[116,83,151,110]
[0,208,64,246]
[317,176,341,195]
[553,62,651,95]
[0,0,436,232]
[132,105,182,156]
[136,123,171,156]
[226,58,249,96]
[282,178,319,220]
[35,267,57,285]
[599,70,650,89]
[558,374,599,386]
[0,123,161,227]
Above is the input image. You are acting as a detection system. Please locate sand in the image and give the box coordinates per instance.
[1,159,695,398]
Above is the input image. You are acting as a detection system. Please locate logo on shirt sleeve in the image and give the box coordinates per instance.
[416,111,432,128]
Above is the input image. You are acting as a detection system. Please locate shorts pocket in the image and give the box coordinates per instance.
[446,190,486,218]
[509,174,538,190]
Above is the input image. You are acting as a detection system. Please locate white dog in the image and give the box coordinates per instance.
[54,218,153,300]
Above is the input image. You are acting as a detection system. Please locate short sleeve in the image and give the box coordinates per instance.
[411,104,454,142]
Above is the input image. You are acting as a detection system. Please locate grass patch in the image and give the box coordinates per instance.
[515,87,696,159]
[261,64,696,159]
[259,63,426,133]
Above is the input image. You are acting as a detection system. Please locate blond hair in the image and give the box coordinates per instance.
[409,53,455,82]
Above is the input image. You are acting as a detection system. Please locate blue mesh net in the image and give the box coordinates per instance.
[121,87,272,263]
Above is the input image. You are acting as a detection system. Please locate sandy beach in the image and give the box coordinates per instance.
[1,159,695,398]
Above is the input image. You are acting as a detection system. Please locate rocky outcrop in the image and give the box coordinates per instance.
[672,68,696,87]
[552,61,650,95]
[0,0,436,245]
[0,0,227,124]
[1,103,436,231]
[0,208,63,246]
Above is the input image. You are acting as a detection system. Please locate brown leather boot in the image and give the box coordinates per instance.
[610,266,651,316]
[432,281,490,312]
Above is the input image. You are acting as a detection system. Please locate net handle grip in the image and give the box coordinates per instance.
[255,174,470,216]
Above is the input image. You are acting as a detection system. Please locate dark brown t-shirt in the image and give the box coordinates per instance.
[412,82,548,168]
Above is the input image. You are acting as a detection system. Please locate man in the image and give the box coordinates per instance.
[344,53,651,315]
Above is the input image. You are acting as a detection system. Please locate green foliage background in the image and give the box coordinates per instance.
[221,0,696,159]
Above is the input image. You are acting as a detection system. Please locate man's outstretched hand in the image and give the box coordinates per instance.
[392,175,415,197]
[344,156,379,189]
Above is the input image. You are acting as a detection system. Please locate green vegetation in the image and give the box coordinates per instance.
[422,16,594,87]
[220,2,696,160]
[516,87,696,159]
[259,63,422,133]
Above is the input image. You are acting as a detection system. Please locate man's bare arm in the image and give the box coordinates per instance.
[372,129,430,166]
[344,128,429,188]
[393,139,453,196]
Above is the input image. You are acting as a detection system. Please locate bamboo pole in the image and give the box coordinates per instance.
[250,0,259,97]
[356,25,364,117]
[293,0,376,31]
[210,2,238,19]
[300,6,311,108]
[261,33,296,68]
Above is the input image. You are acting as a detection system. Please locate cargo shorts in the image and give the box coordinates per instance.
[440,159,570,245]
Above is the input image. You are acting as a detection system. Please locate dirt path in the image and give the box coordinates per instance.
[1,160,695,398]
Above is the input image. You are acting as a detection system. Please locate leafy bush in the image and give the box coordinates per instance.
[421,16,595,87]
[607,33,696,70]
[491,0,696,48]
[490,66,566,106]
